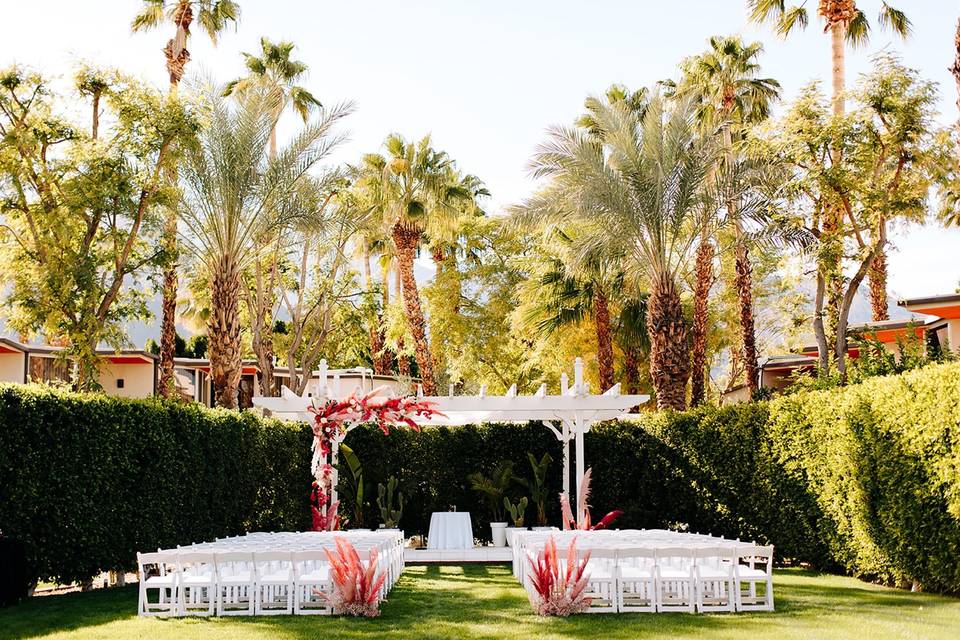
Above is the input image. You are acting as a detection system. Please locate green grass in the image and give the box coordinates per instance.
[2,565,958,640]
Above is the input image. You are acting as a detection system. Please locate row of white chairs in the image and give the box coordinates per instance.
[137,531,404,617]
[516,531,774,614]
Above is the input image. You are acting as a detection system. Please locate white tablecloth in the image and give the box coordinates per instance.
[427,512,474,549]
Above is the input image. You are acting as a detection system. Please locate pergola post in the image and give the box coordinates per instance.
[574,413,585,525]
[561,420,570,498]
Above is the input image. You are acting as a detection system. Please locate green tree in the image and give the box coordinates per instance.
[131,0,240,397]
[669,35,781,401]
[354,135,477,395]
[754,55,950,378]
[518,95,716,410]
[0,67,197,388]
[178,83,351,408]
[748,1,910,322]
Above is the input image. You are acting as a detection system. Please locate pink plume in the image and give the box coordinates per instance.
[559,492,574,531]
[592,509,624,531]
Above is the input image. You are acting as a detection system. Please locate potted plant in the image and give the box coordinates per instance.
[468,461,513,546]
[377,476,404,530]
[516,452,553,529]
[503,496,528,547]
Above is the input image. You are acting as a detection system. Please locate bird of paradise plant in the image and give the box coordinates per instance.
[559,468,624,531]
[527,535,591,616]
[318,536,387,617]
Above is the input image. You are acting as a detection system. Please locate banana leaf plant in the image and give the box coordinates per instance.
[515,452,552,526]
[468,460,514,522]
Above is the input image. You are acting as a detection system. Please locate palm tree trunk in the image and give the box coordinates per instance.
[829,17,847,117]
[157,16,191,399]
[734,242,759,395]
[363,247,388,375]
[690,239,714,406]
[623,345,641,396]
[392,225,437,394]
[868,246,889,321]
[392,258,409,377]
[593,288,614,391]
[208,254,242,409]
[647,271,690,410]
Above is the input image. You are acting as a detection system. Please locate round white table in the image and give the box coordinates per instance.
[427,512,474,549]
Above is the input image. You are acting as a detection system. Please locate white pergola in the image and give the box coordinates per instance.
[252,357,648,524]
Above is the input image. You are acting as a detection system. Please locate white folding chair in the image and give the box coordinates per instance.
[213,551,254,616]
[581,547,618,613]
[695,547,735,613]
[735,545,774,611]
[254,551,294,615]
[177,552,216,616]
[655,547,695,612]
[617,547,658,613]
[293,550,332,615]
[137,551,179,617]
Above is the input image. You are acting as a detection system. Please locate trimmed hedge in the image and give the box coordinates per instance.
[0,385,312,585]
[3,361,959,593]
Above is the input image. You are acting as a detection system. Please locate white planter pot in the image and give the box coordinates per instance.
[490,522,508,547]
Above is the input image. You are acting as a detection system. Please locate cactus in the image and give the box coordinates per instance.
[377,476,404,529]
[503,496,528,527]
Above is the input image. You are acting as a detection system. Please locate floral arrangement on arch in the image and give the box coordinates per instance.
[318,536,387,617]
[308,388,442,531]
[527,535,592,616]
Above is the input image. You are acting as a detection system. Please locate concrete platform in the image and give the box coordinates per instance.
[404,546,513,563]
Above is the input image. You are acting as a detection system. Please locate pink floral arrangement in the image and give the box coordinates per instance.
[307,388,442,532]
[318,536,387,617]
[559,468,624,531]
[527,535,592,616]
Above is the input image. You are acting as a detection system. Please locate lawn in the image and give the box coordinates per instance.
[2,565,958,640]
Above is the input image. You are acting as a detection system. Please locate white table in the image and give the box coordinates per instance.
[427,512,474,549]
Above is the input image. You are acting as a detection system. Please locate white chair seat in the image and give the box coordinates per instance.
[699,567,732,578]
[144,575,177,587]
[659,568,692,579]
[260,570,293,583]
[738,567,767,579]
[299,568,330,581]
[219,572,253,585]
[183,574,215,585]
[620,566,654,579]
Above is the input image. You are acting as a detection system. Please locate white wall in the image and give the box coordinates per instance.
[96,362,155,398]
[0,352,25,383]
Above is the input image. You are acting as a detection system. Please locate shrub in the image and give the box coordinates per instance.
[0,384,312,586]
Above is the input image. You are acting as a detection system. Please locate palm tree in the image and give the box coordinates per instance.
[748,1,910,321]
[222,37,321,396]
[178,84,351,408]
[518,233,619,391]
[131,0,240,397]
[518,95,715,410]
[357,135,473,395]
[671,36,781,400]
[223,37,321,158]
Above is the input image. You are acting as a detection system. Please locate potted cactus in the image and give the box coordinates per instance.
[503,496,528,547]
[377,476,404,530]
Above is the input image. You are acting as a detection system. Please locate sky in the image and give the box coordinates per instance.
[3,0,960,302]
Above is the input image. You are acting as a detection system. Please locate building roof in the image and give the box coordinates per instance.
[898,293,960,307]
[0,337,155,363]
[760,354,818,371]
[898,293,960,320]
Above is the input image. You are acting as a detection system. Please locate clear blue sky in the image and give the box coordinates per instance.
[3,0,959,298]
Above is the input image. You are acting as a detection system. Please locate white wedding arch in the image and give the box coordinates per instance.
[252,357,649,524]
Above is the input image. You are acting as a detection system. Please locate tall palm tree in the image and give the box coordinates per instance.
[748,1,910,322]
[223,37,321,158]
[518,232,619,391]
[222,37,321,396]
[357,135,473,395]
[178,84,351,408]
[518,95,715,410]
[131,0,240,397]
[671,36,780,400]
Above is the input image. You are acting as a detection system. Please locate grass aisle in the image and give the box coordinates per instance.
[1,565,958,640]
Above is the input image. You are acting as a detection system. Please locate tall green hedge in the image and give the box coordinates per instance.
[0,385,312,585]
[2,361,959,593]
